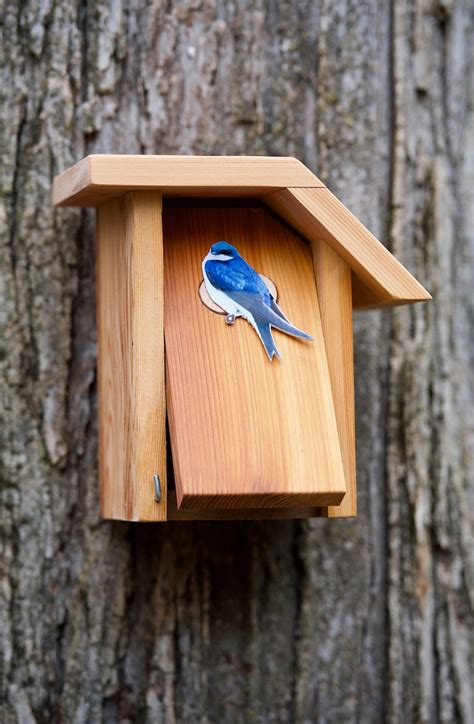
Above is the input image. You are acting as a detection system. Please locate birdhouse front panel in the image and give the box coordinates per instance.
[163,204,346,510]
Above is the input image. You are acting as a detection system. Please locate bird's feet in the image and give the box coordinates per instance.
[225,314,236,325]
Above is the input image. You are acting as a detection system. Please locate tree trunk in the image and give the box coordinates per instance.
[1,1,472,722]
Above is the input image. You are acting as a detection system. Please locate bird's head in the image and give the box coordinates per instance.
[209,241,240,261]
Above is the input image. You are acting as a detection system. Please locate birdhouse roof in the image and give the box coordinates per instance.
[53,154,431,309]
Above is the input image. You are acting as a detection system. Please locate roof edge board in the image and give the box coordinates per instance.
[53,155,325,207]
[52,156,92,206]
[264,187,432,309]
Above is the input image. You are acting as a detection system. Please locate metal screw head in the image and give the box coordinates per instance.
[153,474,162,502]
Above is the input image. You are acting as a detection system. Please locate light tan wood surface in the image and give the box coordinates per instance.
[163,205,346,510]
[264,187,432,309]
[97,191,166,521]
[312,241,357,517]
[53,155,323,207]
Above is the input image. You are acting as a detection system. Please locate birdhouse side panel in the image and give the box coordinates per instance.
[96,192,167,521]
[96,199,133,520]
[312,240,357,517]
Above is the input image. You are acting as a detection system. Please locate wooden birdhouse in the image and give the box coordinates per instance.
[53,155,431,522]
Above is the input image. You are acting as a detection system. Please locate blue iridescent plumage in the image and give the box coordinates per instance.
[202,241,313,361]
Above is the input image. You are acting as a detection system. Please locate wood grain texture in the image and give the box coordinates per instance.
[312,240,356,517]
[53,154,323,207]
[166,493,323,520]
[264,187,432,309]
[163,205,346,510]
[96,191,166,521]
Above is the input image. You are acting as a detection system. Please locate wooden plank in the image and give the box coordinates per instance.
[166,493,324,520]
[96,191,166,521]
[264,187,432,309]
[312,241,357,517]
[163,205,346,510]
[53,155,323,207]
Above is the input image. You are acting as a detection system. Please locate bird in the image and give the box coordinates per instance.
[202,241,313,361]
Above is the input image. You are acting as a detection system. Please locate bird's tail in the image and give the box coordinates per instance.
[255,321,281,361]
[274,320,313,340]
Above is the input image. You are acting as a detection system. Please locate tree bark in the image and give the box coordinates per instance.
[1,1,472,722]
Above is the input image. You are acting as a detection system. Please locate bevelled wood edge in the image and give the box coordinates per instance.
[167,493,325,521]
[264,187,432,309]
[52,155,324,207]
[178,490,346,511]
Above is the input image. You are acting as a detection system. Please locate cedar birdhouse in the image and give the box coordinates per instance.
[53,155,431,521]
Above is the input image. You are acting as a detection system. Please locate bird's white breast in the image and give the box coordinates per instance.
[202,255,240,317]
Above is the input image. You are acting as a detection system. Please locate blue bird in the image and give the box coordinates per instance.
[202,241,313,361]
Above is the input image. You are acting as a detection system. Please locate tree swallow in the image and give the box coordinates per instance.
[202,241,314,361]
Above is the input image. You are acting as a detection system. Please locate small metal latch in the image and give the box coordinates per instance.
[153,474,162,503]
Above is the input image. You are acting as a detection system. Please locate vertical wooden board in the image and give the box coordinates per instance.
[96,199,131,519]
[96,191,166,521]
[163,205,346,510]
[312,241,357,517]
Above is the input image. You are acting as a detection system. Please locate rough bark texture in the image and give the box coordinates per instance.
[1,1,473,722]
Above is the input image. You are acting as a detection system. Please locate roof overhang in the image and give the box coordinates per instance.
[53,154,431,309]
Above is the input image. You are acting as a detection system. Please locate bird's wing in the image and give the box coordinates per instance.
[269,297,290,323]
[256,274,291,322]
[205,257,270,298]
[204,260,247,291]
[226,291,313,341]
